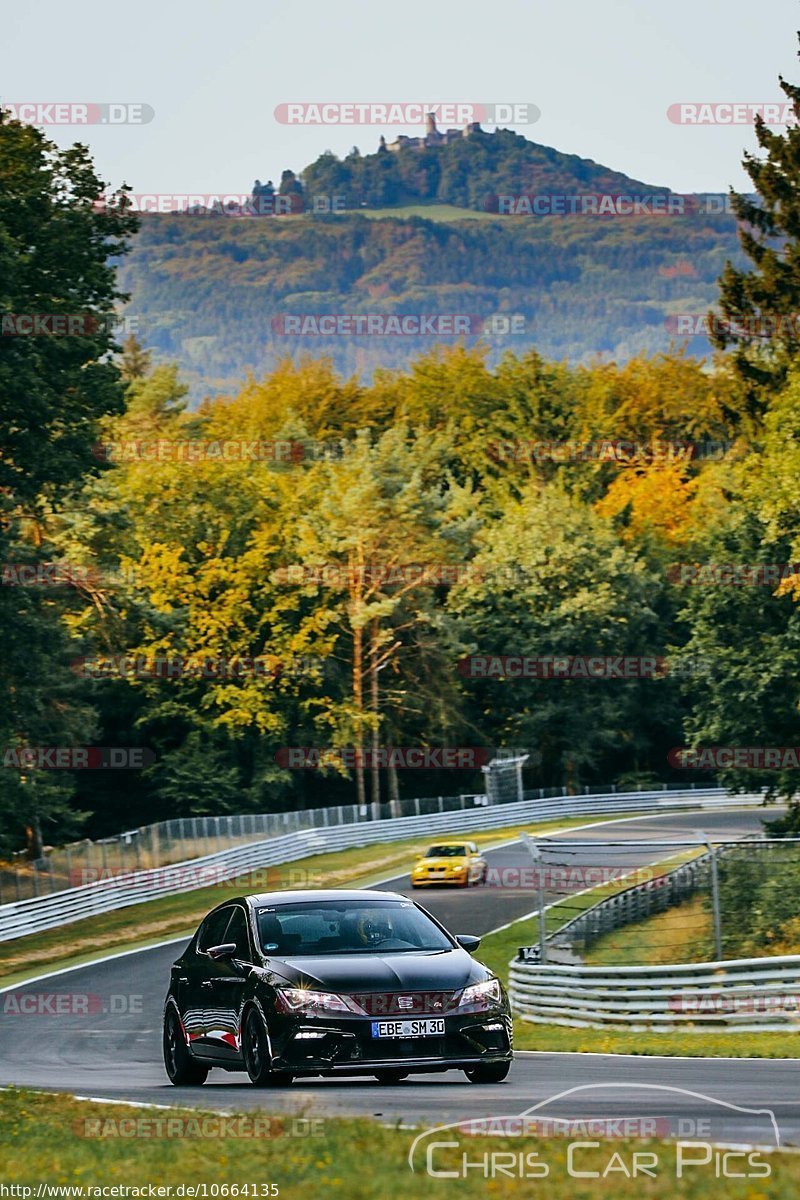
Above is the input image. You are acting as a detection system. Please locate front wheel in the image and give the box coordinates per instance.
[243,1007,294,1087]
[464,1061,511,1084]
[163,1008,208,1085]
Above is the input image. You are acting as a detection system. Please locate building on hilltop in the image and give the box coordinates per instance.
[386,112,482,153]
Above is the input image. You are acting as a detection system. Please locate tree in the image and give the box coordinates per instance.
[447,483,664,789]
[0,112,137,854]
[674,505,800,806]
[0,111,138,509]
[121,334,152,381]
[711,35,800,412]
[288,426,476,814]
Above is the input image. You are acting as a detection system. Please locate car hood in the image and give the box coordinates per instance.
[415,857,466,869]
[263,948,486,992]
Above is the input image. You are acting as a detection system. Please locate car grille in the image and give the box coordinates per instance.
[352,990,458,1017]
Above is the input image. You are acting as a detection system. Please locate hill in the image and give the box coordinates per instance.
[115,127,744,401]
[298,123,671,212]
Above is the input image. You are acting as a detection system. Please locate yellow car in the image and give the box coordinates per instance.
[411,841,487,888]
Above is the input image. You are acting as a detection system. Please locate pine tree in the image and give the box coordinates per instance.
[121,333,152,381]
[711,34,800,412]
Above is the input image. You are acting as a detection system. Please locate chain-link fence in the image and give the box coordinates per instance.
[0,781,717,905]
[514,834,800,967]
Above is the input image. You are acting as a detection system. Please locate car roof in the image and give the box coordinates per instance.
[233,889,410,908]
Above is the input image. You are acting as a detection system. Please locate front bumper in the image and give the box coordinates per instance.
[271,1011,513,1075]
[411,872,468,886]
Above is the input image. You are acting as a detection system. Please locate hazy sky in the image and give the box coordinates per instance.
[2,0,799,196]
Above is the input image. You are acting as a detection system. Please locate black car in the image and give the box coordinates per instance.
[163,889,513,1086]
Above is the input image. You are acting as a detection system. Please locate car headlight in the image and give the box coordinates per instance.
[456,978,502,1011]
[275,988,364,1017]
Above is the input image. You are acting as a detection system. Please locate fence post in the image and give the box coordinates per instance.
[698,832,723,958]
[520,833,547,964]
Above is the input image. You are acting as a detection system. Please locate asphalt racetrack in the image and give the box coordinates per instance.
[1,807,798,1146]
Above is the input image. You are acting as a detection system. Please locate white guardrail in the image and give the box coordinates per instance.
[0,788,761,942]
[508,955,800,1032]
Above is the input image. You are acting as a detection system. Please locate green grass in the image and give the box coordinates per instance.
[2,1087,798,1196]
[514,1023,800,1057]
[356,203,503,222]
[584,894,714,967]
[276,202,501,223]
[0,812,638,987]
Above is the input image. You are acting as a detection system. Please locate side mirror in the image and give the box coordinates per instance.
[456,934,481,952]
[207,942,237,961]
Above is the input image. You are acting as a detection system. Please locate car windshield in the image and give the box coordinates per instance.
[425,845,466,857]
[256,900,454,956]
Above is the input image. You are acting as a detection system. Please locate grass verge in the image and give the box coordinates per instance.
[584,894,713,967]
[1,1087,797,1196]
[513,1022,800,1057]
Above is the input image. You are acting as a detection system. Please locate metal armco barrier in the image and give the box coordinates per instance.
[0,788,760,942]
[538,847,733,961]
[508,954,800,1030]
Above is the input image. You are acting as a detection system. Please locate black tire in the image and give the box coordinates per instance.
[374,1070,409,1084]
[464,1061,511,1084]
[243,1007,294,1087]
[163,1008,208,1086]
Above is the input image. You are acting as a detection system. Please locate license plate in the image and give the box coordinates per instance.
[370,1018,445,1038]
